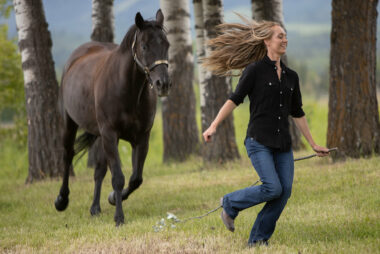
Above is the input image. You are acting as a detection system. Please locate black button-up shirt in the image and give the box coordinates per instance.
[229,55,305,152]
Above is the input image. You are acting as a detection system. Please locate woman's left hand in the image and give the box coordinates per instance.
[312,144,330,157]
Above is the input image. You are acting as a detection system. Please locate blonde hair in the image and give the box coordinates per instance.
[201,14,280,76]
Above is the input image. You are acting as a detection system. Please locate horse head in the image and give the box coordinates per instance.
[133,9,171,97]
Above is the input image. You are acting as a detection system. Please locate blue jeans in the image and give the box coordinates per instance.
[222,137,294,244]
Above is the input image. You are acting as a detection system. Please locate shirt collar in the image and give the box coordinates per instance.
[263,55,287,70]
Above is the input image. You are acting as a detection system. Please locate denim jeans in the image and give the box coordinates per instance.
[222,137,294,244]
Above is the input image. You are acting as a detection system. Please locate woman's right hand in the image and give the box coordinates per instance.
[201,100,236,143]
[203,125,217,142]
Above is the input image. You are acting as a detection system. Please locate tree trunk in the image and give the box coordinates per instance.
[201,0,240,162]
[193,0,206,147]
[13,0,64,183]
[160,0,199,162]
[251,0,284,26]
[91,0,114,43]
[327,0,380,159]
[251,0,304,151]
[88,0,114,168]
[193,0,206,109]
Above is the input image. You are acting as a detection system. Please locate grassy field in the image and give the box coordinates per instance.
[0,99,379,253]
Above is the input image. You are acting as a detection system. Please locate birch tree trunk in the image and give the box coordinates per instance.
[251,0,304,151]
[193,0,206,112]
[160,0,199,162]
[13,0,64,183]
[91,0,114,42]
[201,0,240,162]
[88,0,114,168]
[327,0,380,159]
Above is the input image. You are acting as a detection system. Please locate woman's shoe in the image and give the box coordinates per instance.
[220,198,235,232]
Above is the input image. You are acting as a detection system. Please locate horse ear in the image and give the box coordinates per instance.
[156,9,164,27]
[135,12,145,30]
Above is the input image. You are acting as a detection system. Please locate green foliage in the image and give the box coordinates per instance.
[0,22,27,146]
[0,25,24,112]
[0,0,12,18]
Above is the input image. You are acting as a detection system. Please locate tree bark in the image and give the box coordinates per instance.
[160,0,199,162]
[251,0,284,26]
[193,0,206,109]
[328,0,380,159]
[201,0,240,162]
[91,0,114,43]
[251,0,304,151]
[13,0,64,183]
[88,0,114,168]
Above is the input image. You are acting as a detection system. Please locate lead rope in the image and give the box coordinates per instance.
[158,147,338,227]
[175,179,261,224]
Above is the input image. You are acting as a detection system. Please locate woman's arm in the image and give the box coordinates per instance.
[202,100,237,142]
[292,116,330,157]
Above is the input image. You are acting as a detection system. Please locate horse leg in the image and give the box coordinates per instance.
[101,130,125,226]
[90,138,108,216]
[108,134,149,205]
[55,113,78,211]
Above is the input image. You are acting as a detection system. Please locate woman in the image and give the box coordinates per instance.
[202,17,330,247]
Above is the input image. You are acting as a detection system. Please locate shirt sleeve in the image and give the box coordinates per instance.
[290,74,305,118]
[229,64,255,106]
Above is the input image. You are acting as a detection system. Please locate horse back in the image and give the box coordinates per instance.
[63,41,117,75]
[60,41,117,135]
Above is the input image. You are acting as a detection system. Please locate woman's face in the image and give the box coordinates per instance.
[265,25,288,56]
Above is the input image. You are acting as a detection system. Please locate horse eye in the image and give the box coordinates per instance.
[142,45,147,51]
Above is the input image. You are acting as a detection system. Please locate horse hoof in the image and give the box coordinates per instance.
[108,191,115,206]
[90,205,101,216]
[55,195,69,211]
[115,217,124,227]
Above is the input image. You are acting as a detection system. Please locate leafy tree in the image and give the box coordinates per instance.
[0,26,24,115]
[0,0,11,17]
[0,0,26,145]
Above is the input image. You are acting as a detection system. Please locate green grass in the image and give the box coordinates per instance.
[0,99,379,253]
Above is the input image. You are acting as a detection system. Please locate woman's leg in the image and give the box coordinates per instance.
[248,148,294,244]
[222,138,283,219]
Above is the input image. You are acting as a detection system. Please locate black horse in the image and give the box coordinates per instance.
[55,10,170,226]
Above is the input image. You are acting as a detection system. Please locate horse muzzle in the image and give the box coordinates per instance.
[155,78,171,97]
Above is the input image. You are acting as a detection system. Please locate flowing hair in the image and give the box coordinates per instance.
[201,14,280,76]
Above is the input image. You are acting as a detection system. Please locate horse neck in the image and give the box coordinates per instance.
[114,48,151,107]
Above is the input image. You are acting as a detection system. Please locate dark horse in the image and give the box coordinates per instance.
[54,10,170,226]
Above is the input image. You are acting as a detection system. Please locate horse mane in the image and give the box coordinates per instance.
[119,20,165,53]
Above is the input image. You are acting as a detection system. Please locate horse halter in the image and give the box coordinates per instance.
[131,32,169,88]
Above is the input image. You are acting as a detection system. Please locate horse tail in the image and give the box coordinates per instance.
[74,132,98,164]
[87,138,103,168]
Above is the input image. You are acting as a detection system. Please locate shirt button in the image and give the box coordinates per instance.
[274,66,277,70]
[268,82,272,86]
[283,70,285,74]
[280,104,283,107]
[278,116,281,120]
[277,129,280,133]
[280,91,283,94]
